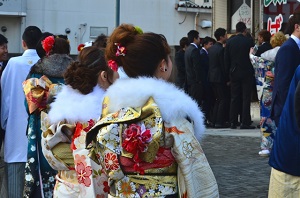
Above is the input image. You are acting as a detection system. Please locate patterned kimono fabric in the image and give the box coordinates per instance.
[41,85,108,197]
[87,95,219,198]
[23,54,73,198]
[250,55,276,151]
[23,76,63,197]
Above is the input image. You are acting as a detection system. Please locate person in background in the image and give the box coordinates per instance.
[1,26,42,198]
[295,81,300,128]
[23,34,73,198]
[41,46,119,197]
[185,30,204,109]
[249,31,287,157]
[251,30,272,103]
[0,34,8,157]
[255,29,272,57]
[86,23,219,197]
[208,28,229,128]
[175,36,189,90]
[200,36,215,127]
[268,65,300,197]
[93,34,107,50]
[0,34,8,75]
[225,21,255,129]
[270,10,300,126]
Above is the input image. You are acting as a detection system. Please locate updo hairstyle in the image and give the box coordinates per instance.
[51,37,70,55]
[37,34,70,58]
[36,32,54,58]
[270,31,287,48]
[64,46,113,95]
[285,10,300,35]
[105,23,171,78]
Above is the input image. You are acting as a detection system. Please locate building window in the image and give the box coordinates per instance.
[204,0,209,2]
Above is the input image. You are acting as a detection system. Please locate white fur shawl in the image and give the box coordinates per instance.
[48,85,105,124]
[105,77,205,140]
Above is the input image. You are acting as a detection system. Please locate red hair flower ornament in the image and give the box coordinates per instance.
[77,44,85,52]
[42,36,55,56]
[108,60,118,72]
[122,123,152,174]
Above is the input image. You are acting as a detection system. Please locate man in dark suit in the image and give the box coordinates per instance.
[271,27,300,126]
[185,30,205,109]
[255,29,272,57]
[175,37,189,91]
[0,34,8,155]
[225,22,255,129]
[208,28,229,128]
[200,36,214,126]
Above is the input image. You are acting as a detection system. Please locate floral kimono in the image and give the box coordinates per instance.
[23,54,73,198]
[41,85,108,198]
[86,77,219,198]
[250,53,276,151]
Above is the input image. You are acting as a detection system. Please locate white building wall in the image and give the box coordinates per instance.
[4,0,212,54]
[120,0,212,45]
[212,0,228,35]
[26,0,115,54]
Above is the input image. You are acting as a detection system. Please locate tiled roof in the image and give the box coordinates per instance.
[178,1,212,9]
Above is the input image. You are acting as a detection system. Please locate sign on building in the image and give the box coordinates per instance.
[264,0,299,35]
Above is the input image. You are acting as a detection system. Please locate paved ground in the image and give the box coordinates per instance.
[0,103,271,197]
[201,102,271,198]
[202,135,270,198]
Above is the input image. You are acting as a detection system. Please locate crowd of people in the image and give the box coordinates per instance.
[174,12,300,198]
[0,11,299,198]
[0,23,219,197]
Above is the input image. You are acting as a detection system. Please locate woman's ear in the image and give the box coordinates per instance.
[159,59,167,72]
[98,71,109,90]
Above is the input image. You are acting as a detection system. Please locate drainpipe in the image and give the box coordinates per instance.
[116,0,120,27]
[194,12,199,31]
[250,0,254,37]
[212,0,215,33]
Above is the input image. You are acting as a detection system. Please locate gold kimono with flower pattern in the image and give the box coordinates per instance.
[87,97,219,198]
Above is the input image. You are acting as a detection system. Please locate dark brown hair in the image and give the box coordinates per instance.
[258,29,271,42]
[51,37,70,55]
[93,34,107,49]
[37,35,70,58]
[64,46,113,95]
[105,23,171,78]
[285,10,300,35]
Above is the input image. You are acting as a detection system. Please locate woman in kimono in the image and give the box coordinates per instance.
[23,34,73,197]
[41,46,119,197]
[86,24,218,198]
[249,31,286,157]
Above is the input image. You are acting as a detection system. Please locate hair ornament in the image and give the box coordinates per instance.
[77,41,93,52]
[134,26,143,34]
[115,43,126,57]
[108,60,118,72]
[77,44,85,52]
[42,36,55,56]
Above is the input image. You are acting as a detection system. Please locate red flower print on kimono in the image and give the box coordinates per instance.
[104,152,120,171]
[76,162,92,187]
[103,181,110,193]
[122,123,152,174]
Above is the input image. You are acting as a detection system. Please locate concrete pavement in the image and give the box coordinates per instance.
[201,102,270,198]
